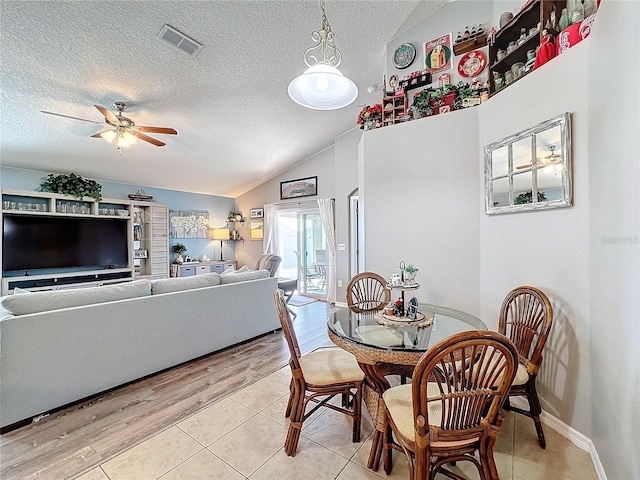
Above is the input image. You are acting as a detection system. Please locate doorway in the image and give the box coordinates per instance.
[275,207,327,298]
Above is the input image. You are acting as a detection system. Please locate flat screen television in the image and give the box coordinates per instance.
[3,215,129,273]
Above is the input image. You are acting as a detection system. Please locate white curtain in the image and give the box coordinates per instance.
[317,198,337,304]
[262,203,276,254]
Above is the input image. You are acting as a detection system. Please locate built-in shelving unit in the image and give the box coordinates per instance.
[0,189,169,294]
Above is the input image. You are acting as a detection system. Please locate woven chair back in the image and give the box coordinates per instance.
[346,272,391,313]
[411,331,518,444]
[274,289,302,370]
[498,286,553,367]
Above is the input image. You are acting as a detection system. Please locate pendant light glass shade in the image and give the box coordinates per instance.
[288,1,358,110]
[288,64,358,110]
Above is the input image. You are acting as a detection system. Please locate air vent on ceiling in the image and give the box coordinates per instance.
[157,24,203,57]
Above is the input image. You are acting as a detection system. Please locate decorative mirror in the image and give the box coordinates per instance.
[484,112,572,215]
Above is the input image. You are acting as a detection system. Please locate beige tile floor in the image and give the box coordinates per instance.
[75,366,598,480]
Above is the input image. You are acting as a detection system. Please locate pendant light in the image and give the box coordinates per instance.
[288,1,358,110]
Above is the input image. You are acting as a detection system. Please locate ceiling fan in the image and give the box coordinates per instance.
[516,145,562,170]
[41,102,177,148]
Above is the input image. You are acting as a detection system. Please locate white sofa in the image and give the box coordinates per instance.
[0,270,279,431]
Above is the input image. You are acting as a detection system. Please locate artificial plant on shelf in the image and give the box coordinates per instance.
[40,173,102,201]
[411,90,433,119]
[356,104,382,130]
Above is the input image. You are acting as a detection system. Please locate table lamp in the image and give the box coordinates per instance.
[211,228,230,261]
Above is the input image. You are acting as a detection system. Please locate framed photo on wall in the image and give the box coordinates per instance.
[249,221,264,240]
[250,208,264,218]
[280,176,317,200]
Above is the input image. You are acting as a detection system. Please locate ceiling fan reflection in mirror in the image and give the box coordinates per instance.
[41,102,177,151]
[516,145,562,170]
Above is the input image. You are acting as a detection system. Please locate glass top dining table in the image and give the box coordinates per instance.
[326,303,487,471]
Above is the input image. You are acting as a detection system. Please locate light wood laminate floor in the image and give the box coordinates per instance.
[0,301,597,480]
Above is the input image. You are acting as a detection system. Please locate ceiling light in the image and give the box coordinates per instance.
[100,130,117,143]
[288,1,358,110]
[122,131,138,145]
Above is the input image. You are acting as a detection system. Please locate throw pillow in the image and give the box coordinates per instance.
[151,272,221,294]
[237,265,251,273]
[223,266,236,274]
[12,287,32,295]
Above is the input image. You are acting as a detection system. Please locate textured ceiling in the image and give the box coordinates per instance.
[0,0,448,197]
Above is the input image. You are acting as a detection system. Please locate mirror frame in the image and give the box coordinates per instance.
[484,112,572,215]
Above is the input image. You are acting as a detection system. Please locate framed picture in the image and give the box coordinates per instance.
[280,176,318,200]
[249,221,264,240]
[250,207,264,219]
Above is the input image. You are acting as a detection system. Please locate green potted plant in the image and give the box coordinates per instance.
[171,243,187,264]
[411,89,433,119]
[404,263,419,285]
[40,173,102,201]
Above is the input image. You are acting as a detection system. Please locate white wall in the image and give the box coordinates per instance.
[360,107,481,316]
[478,37,592,436]
[586,2,640,478]
[235,146,335,269]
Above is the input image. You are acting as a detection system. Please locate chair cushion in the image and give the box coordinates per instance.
[511,362,530,387]
[151,272,221,294]
[1,280,151,316]
[299,348,364,386]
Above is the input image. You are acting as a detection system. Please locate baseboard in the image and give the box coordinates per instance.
[510,397,607,479]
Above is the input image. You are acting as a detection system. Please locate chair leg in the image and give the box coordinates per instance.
[383,418,393,475]
[285,378,294,418]
[528,381,546,449]
[284,379,305,456]
[352,383,362,443]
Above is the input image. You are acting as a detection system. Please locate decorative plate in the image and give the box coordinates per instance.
[393,43,416,69]
[457,50,487,78]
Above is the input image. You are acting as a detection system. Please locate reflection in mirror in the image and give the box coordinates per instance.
[513,136,533,171]
[492,177,510,207]
[513,171,535,204]
[492,146,509,178]
[484,112,572,215]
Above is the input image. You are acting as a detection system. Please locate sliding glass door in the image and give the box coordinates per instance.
[275,206,326,298]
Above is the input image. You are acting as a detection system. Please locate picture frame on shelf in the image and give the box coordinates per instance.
[250,207,264,218]
[280,176,317,200]
[249,221,264,240]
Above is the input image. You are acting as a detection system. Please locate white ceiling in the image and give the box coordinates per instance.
[1,0,450,198]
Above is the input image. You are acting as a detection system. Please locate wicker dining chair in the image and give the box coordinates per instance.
[346,272,391,313]
[382,330,518,480]
[499,286,554,449]
[274,289,364,456]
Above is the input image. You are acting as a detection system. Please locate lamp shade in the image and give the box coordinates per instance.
[211,228,230,241]
[288,64,358,110]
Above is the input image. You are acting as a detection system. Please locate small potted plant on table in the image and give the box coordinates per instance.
[171,243,187,264]
[404,263,419,285]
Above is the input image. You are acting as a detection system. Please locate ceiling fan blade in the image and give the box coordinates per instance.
[95,104,122,126]
[137,126,177,135]
[136,132,166,147]
[91,128,113,138]
[41,111,103,125]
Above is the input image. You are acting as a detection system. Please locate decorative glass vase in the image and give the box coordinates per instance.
[404,271,418,285]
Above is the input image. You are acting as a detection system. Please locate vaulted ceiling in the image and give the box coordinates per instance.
[1,0,450,197]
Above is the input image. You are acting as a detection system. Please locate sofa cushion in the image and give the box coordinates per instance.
[1,280,152,316]
[220,269,270,284]
[151,272,221,294]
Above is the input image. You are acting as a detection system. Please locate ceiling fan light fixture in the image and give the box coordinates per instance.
[122,131,138,145]
[100,130,117,143]
[288,1,358,110]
